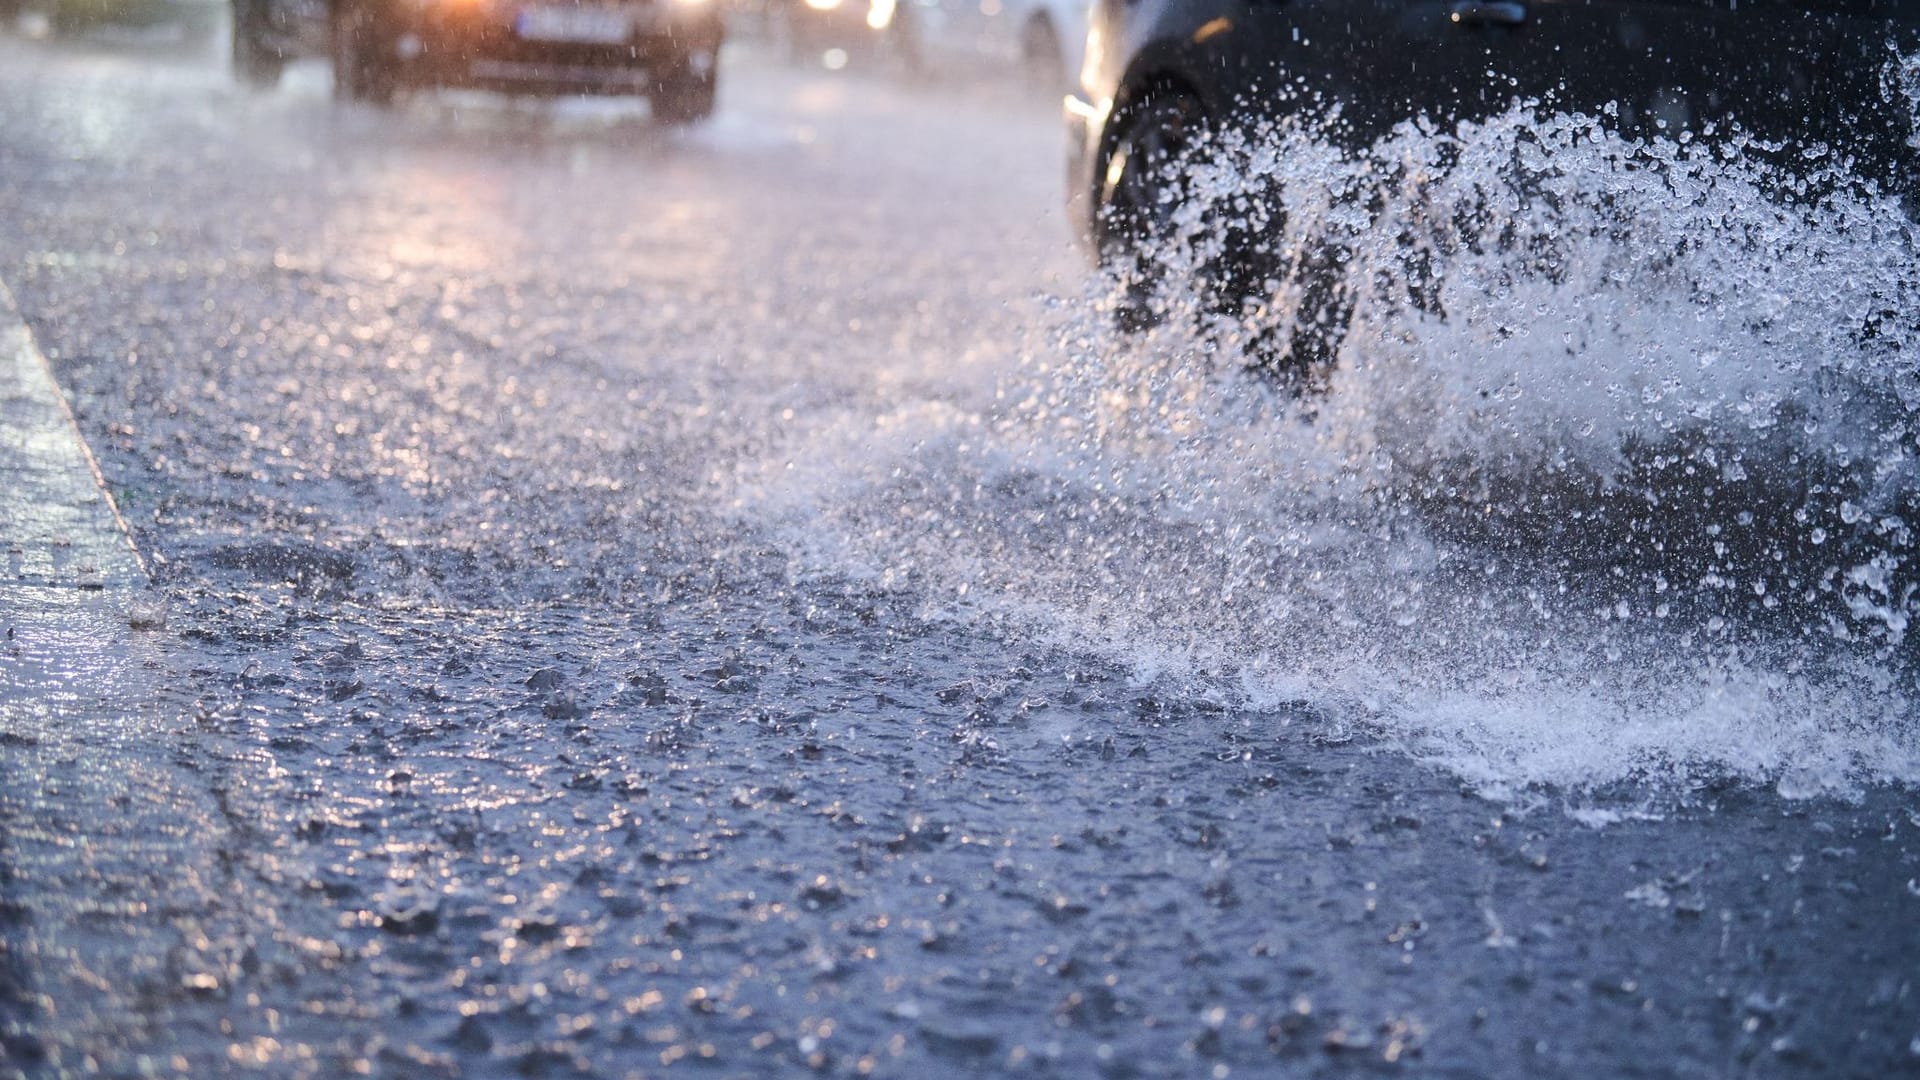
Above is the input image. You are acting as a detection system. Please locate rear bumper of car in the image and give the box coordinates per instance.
[386,6,723,92]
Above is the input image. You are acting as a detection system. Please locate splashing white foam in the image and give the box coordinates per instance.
[739,93,1920,800]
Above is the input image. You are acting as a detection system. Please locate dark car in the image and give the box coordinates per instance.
[232,0,723,122]
[1065,0,1920,367]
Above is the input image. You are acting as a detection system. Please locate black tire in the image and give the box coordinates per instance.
[231,0,285,88]
[651,55,717,125]
[1095,88,1210,329]
[1098,86,1343,382]
[330,0,396,106]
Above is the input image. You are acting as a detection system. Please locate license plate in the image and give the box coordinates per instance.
[513,6,632,43]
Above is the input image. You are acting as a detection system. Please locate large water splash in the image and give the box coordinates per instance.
[744,88,1920,800]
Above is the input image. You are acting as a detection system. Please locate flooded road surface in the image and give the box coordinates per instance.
[2,29,1918,1079]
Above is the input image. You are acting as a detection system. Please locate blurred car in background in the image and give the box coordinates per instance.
[778,0,1083,91]
[231,0,724,122]
[900,0,1084,88]
[773,0,902,67]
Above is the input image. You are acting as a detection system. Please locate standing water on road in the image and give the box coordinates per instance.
[741,100,1920,799]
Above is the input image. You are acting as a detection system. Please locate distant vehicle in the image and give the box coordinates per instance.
[1067,0,1920,367]
[899,0,1085,88]
[779,0,1084,91]
[773,0,902,66]
[230,0,724,122]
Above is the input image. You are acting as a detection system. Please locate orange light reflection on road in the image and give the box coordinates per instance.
[366,166,505,284]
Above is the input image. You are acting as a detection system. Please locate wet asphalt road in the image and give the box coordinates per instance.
[2,28,1919,1080]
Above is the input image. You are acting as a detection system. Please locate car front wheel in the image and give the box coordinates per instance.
[1096,87,1209,326]
[1098,86,1343,382]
